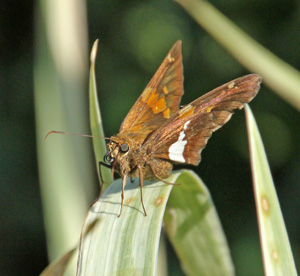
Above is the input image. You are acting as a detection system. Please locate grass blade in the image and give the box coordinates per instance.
[89,40,113,189]
[77,173,177,276]
[245,105,297,275]
[165,170,235,276]
[35,2,93,274]
[176,0,300,111]
[77,170,233,276]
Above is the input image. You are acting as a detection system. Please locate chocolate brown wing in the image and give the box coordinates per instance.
[143,74,262,165]
[119,41,184,141]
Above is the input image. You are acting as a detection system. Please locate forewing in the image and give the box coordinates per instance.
[119,41,184,141]
[145,74,262,165]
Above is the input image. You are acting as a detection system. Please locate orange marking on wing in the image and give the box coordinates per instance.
[179,106,195,118]
[142,87,153,102]
[152,97,166,114]
[163,108,170,119]
[163,86,169,94]
[147,91,159,107]
[206,106,213,112]
[130,124,142,131]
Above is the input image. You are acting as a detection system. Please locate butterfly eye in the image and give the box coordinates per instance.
[120,143,129,153]
[104,152,115,163]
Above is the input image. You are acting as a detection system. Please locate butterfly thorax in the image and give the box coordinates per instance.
[105,133,173,180]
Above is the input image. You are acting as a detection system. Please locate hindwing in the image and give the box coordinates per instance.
[143,74,262,165]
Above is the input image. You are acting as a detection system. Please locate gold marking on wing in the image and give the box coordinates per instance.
[130,124,143,131]
[163,86,169,94]
[179,106,195,118]
[147,91,159,107]
[152,97,166,114]
[206,106,213,113]
[163,108,170,119]
[141,87,153,102]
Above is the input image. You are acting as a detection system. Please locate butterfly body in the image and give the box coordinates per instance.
[106,134,173,181]
[101,41,262,217]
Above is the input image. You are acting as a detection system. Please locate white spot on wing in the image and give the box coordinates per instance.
[227,82,235,89]
[184,120,190,130]
[168,120,190,163]
[167,53,175,62]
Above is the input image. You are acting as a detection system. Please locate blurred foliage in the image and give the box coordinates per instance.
[1,0,300,275]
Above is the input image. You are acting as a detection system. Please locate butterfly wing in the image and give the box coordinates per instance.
[144,74,262,165]
[119,41,184,141]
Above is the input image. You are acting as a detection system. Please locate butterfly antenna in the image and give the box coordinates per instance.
[44,131,110,141]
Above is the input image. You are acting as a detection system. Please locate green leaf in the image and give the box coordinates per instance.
[165,170,234,276]
[89,40,113,189]
[35,1,94,272]
[245,105,297,275]
[77,170,234,276]
[176,0,300,111]
[77,172,176,276]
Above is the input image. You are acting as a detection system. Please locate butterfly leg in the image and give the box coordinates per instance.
[138,166,147,216]
[118,174,128,217]
[149,163,180,186]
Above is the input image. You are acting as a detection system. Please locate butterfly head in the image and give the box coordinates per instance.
[104,135,134,175]
[104,140,129,161]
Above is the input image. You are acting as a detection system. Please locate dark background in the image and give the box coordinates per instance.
[1,0,300,275]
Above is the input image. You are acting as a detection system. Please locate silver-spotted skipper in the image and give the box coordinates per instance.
[100,41,262,217]
[47,41,261,217]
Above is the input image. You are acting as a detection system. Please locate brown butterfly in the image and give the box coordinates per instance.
[100,40,262,217]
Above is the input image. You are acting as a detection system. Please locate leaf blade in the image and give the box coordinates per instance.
[176,0,300,111]
[245,105,297,276]
[89,40,113,188]
[77,173,177,276]
[165,170,235,276]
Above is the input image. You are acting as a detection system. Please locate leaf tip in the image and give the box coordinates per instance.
[90,39,99,64]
